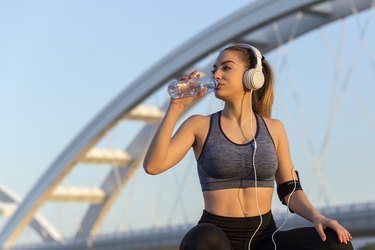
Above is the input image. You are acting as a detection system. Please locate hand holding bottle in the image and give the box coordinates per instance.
[166,71,206,110]
[167,70,217,99]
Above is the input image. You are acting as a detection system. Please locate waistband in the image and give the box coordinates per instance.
[199,209,276,231]
[198,210,277,249]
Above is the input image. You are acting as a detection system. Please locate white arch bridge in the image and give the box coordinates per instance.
[1,0,375,249]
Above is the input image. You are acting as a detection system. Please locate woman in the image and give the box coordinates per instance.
[143,44,353,250]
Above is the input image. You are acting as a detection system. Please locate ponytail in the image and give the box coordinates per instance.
[252,59,274,118]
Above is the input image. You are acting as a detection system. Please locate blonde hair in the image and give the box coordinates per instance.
[223,46,275,118]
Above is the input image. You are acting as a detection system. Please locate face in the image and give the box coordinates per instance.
[212,50,247,100]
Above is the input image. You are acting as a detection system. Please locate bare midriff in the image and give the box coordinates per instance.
[203,187,274,217]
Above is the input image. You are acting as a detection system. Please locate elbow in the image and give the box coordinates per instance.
[143,163,161,175]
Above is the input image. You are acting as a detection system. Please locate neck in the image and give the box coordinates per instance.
[222,91,254,122]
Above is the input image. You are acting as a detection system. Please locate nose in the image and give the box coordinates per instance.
[213,70,221,81]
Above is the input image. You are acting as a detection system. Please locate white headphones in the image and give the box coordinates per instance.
[225,43,265,91]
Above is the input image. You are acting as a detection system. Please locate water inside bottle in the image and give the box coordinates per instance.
[173,81,199,98]
[168,76,217,99]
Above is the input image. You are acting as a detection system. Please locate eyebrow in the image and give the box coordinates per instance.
[212,60,236,68]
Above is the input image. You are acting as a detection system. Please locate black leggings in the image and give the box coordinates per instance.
[179,210,353,250]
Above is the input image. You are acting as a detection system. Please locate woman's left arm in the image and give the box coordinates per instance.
[273,119,352,244]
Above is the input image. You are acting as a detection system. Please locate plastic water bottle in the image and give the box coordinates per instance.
[167,75,218,99]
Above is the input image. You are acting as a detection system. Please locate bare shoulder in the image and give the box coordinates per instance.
[185,114,210,125]
[181,113,211,134]
[186,113,210,122]
[262,117,285,132]
[262,117,287,148]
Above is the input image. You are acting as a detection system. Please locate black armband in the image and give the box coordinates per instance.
[277,170,303,213]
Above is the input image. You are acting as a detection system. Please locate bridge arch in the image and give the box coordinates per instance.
[0,183,62,242]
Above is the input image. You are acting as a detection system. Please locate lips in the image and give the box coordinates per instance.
[216,83,224,88]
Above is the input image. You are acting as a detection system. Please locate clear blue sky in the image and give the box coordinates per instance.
[0,0,255,195]
[1,0,375,242]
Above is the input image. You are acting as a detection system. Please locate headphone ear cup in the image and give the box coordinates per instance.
[243,68,265,90]
[243,69,253,90]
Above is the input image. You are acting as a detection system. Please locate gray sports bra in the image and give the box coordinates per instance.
[197,111,278,191]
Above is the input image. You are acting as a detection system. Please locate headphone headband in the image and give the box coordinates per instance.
[231,43,263,71]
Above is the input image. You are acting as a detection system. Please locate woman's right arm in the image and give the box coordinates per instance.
[143,71,205,174]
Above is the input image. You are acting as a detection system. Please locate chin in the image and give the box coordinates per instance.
[214,91,228,102]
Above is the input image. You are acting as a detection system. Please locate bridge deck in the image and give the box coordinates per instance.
[5,202,375,250]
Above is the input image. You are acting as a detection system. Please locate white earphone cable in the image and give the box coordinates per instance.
[248,90,263,250]
[271,166,298,250]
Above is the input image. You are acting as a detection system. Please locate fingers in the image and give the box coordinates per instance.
[323,219,353,244]
[180,70,200,81]
[189,70,200,79]
[316,223,327,242]
[335,225,352,244]
[198,87,207,96]
[170,70,206,103]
